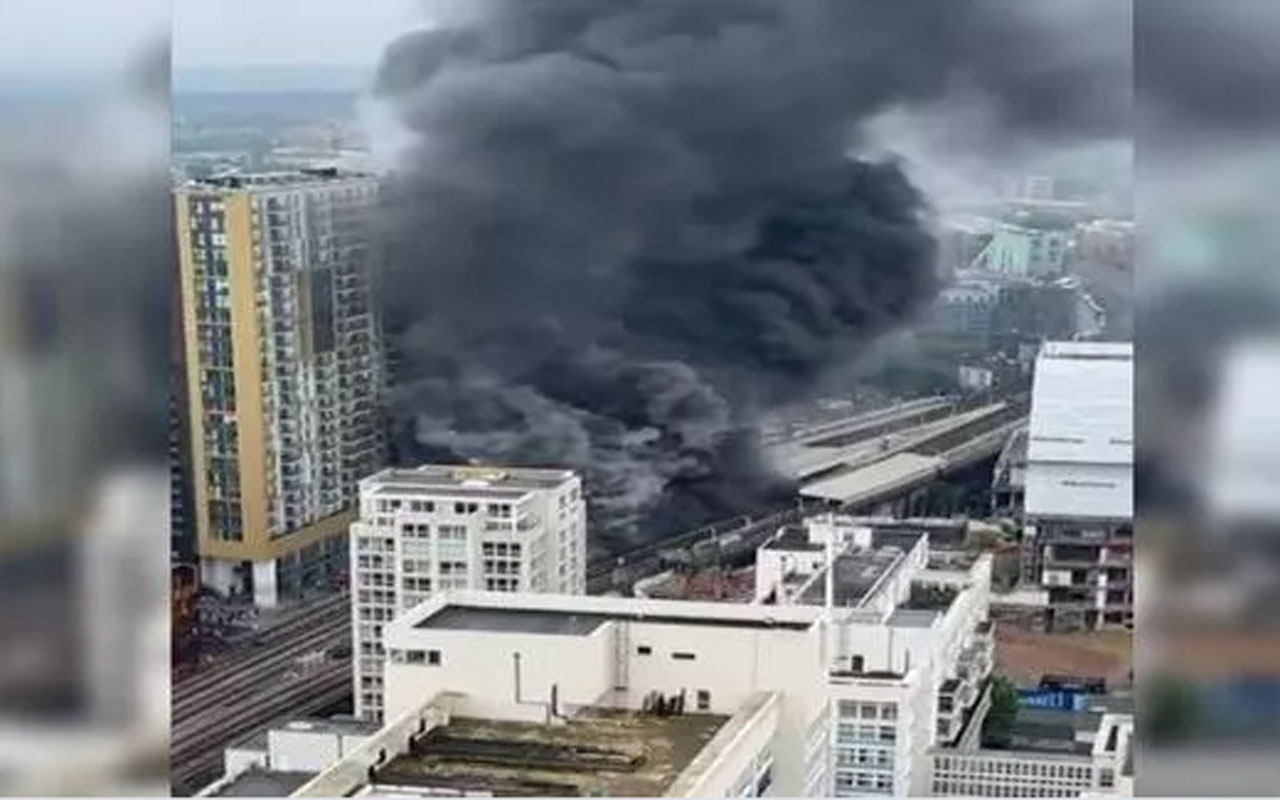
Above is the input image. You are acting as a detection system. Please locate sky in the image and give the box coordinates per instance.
[174,0,427,69]
[0,0,427,81]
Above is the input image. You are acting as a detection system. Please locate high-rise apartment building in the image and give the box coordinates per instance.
[350,465,586,720]
[175,169,385,608]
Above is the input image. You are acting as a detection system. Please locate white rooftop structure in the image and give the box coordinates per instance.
[1025,342,1133,520]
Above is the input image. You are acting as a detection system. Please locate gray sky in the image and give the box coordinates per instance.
[174,0,427,69]
[0,0,427,79]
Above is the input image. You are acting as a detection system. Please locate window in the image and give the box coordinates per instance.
[879,725,896,743]
[406,650,426,664]
[672,651,696,661]
[637,645,652,656]
[860,703,877,719]
[880,703,897,721]
[697,690,711,711]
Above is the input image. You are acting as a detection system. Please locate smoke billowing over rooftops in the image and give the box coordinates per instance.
[372,0,1129,551]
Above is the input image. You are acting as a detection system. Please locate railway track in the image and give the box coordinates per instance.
[172,593,348,709]
[172,615,349,726]
[171,667,351,795]
[587,395,1030,594]
[171,591,353,795]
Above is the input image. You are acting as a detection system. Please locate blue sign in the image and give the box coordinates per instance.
[1018,688,1088,711]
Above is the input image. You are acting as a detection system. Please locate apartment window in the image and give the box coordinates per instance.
[860,703,877,719]
[427,649,441,666]
[880,703,897,721]
[697,690,711,711]
[672,651,696,661]
[879,725,896,743]
[637,645,652,656]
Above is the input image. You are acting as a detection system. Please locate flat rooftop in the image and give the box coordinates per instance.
[761,524,825,552]
[793,531,924,610]
[417,605,812,634]
[798,545,905,608]
[1007,708,1104,757]
[371,710,728,797]
[211,767,315,797]
[275,717,381,737]
[178,167,376,192]
[366,465,577,496]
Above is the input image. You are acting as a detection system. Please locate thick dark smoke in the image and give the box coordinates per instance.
[375,0,1129,551]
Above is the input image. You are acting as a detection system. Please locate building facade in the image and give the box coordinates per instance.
[308,511,994,797]
[973,225,1070,280]
[1023,342,1133,631]
[349,465,586,720]
[175,169,385,608]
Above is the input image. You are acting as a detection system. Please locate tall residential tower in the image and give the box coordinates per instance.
[175,169,385,607]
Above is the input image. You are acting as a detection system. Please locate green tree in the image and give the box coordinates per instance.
[983,677,1020,748]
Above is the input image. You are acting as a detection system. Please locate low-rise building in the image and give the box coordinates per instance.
[929,700,1133,798]
[300,513,994,797]
[198,717,380,797]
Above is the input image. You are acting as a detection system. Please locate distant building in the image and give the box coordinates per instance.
[301,513,994,798]
[1024,342,1133,631]
[972,224,1071,280]
[1076,220,1134,272]
[174,170,386,608]
[938,217,999,278]
[349,465,586,720]
[988,282,1083,355]
[957,365,995,393]
[929,280,1003,340]
[1002,175,1058,203]
[990,426,1028,518]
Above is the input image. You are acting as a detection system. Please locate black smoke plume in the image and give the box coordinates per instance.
[374,0,1129,551]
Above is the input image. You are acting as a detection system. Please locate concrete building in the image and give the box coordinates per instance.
[198,717,381,797]
[175,169,386,607]
[1023,342,1133,631]
[929,704,1133,798]
[937,216,998,279]
[300,513,994,797]
[972,225,1070,280]
[991,426,1028,518]
[350,465,586,720]
[928,280,1002,340]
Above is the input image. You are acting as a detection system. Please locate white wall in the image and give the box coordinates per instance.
[383,612,826,796]
[222,745,266,780]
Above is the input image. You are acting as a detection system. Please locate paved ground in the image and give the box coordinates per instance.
[995,628,1133,687]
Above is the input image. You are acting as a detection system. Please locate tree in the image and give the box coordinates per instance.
[983,677,1021,748]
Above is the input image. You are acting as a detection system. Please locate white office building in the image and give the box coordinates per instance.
[1024,342,1134,631]
[350,465,586,720]
[303,514,995,797]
